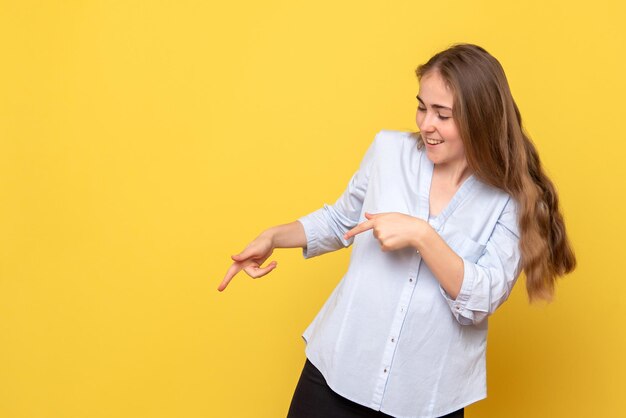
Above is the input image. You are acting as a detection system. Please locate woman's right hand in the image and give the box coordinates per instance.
[217,232,278,292]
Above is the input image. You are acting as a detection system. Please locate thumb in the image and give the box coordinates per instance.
[364,212,376,219]
[231,248,257,261]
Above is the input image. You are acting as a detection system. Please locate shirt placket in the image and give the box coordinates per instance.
[371,254,423,408]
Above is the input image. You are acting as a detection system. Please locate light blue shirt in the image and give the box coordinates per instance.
[297,130,522,418]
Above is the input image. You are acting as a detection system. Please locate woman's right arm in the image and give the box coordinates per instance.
[217,221,306,292]
[218,131,382,292]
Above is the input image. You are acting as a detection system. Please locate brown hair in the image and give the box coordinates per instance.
[413,43,576,302]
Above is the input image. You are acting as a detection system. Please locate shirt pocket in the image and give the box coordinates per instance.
[447,232,487,263]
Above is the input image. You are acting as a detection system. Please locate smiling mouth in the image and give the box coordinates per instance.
[425,137,444,145]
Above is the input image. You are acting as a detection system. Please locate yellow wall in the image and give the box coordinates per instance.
[1,1,624,417]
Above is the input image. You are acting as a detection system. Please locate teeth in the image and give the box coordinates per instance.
[425,137,444,145]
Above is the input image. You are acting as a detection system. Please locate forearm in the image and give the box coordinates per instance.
[262,220,307,249]
[413,223,464,299]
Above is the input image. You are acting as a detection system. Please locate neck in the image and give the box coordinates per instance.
[433,161,472,187]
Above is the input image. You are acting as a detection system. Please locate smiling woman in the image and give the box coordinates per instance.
[415,71,467,178]
[218,43,576,418]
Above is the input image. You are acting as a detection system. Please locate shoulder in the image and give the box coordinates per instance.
[473,178,516,210]
[373,129,417,145]
[473,179,520,236]
[370,129,420,156]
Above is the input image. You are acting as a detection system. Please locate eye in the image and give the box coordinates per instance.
[417,106,426,112]
[438,115,450,120]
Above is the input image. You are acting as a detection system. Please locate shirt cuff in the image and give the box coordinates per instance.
[297,217,320,259]
[439,258,479,325]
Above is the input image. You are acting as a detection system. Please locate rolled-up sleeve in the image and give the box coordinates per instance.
[297,134,379,259]
[440,196,523,325]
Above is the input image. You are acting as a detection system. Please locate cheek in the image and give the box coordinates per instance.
[451,137,465,154]
[442,126,461,142]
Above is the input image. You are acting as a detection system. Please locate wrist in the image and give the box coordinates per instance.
[411,218,430,251]
[259,228,277,247]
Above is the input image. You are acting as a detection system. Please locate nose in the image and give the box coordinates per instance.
[418,111,437,133]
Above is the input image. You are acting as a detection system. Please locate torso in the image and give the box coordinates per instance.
[299,130,519,417]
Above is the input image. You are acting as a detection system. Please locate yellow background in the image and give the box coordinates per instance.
[1,1,624,417]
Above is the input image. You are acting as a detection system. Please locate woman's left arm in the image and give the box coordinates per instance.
[344,212,464,297]
[412,221,465,299]
[345,198,522,325]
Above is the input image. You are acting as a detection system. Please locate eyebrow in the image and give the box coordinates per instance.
[416,95,453,111]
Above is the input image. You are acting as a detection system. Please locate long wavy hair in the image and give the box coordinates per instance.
[413,43,576,302]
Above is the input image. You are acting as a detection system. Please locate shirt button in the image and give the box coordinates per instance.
[384,368,388,373]
[400,307,404,312]
[391,338,395,342]
[409,278,413,282]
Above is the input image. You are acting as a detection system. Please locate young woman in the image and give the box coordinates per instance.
[217,43,576,418]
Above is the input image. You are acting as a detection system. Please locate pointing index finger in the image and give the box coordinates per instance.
[217,261,244,291]
[344,219,374,240]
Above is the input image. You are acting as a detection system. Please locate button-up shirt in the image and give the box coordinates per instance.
[297,129,522,418]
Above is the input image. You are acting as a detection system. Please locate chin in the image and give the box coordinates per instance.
[425,150,445,164]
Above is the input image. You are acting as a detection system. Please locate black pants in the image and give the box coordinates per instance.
[287,358,464,418]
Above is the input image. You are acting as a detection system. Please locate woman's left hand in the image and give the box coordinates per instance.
[344,212,426,252]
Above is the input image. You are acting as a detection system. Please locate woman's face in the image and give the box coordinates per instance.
[416,71,466,170]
